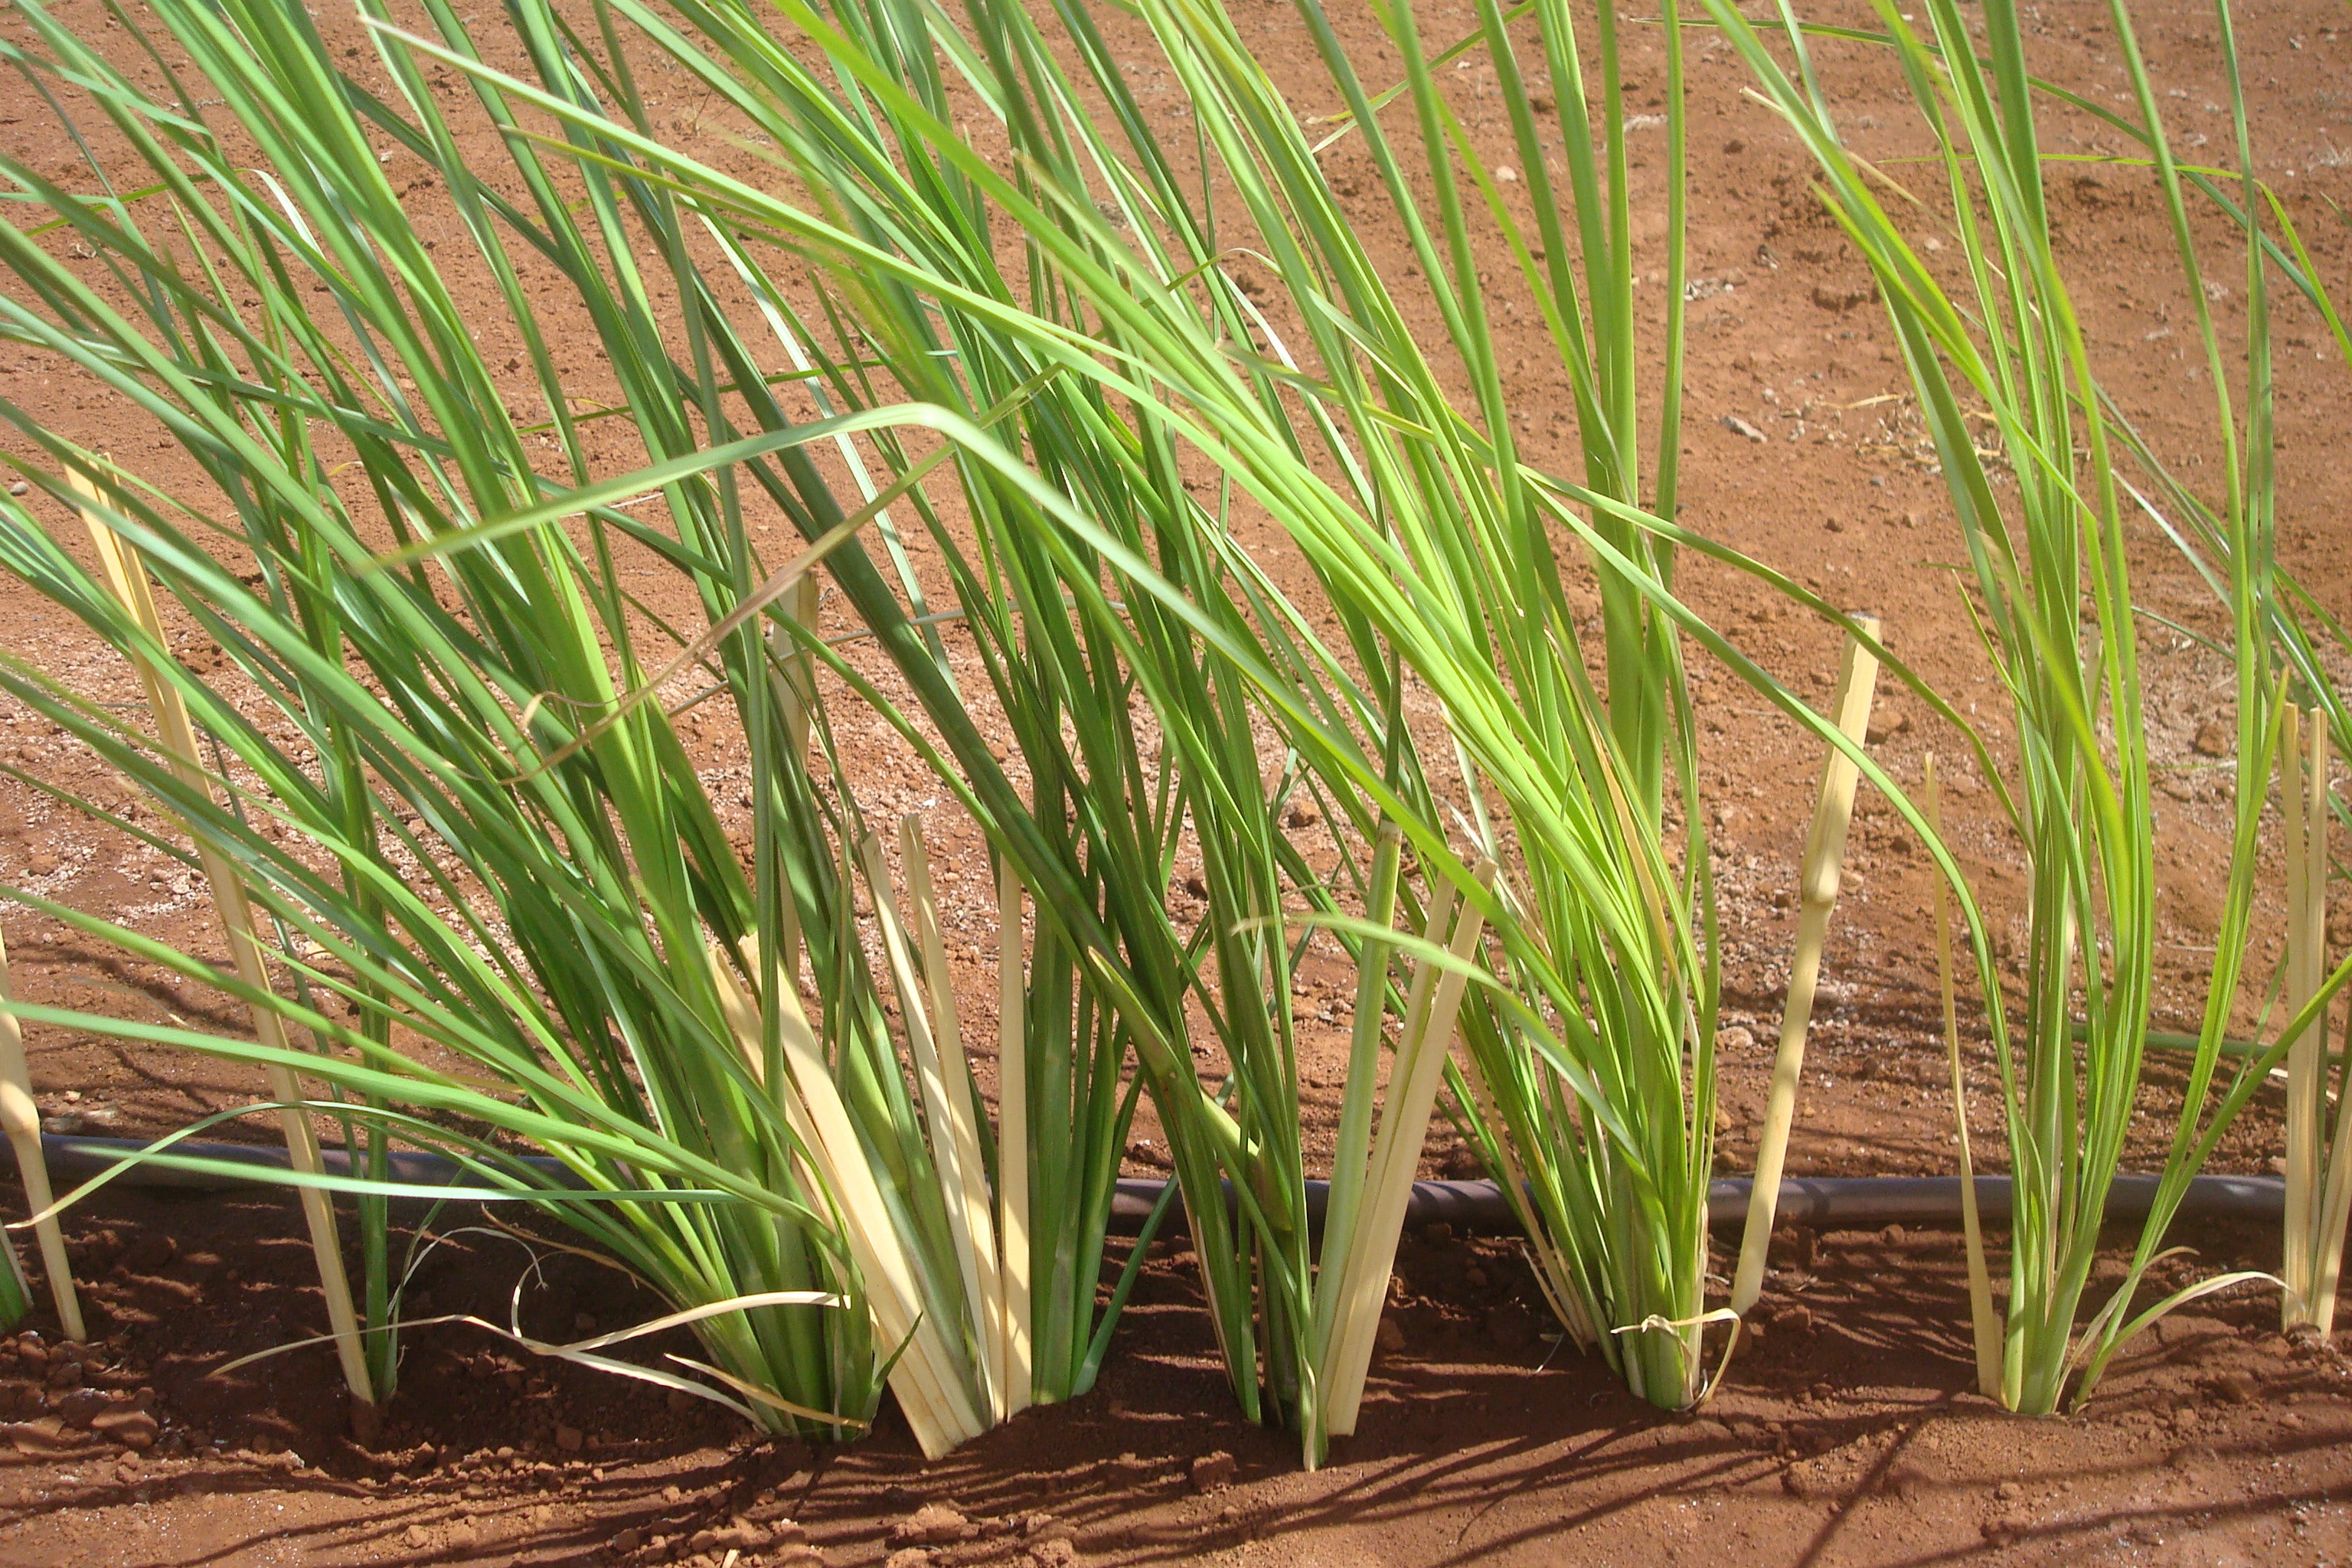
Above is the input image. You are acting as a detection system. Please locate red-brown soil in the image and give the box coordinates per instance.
[5,0,2352,1562]
[4,1191,2351,1566]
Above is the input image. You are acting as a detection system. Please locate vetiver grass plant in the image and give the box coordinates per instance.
[0,0,1427,1453]
[0,0,1122,1448]
[437,0,1731,1432]
[1706,0,2352,1410]
[0,0,1406,1455]
[2089,95,2352,1337]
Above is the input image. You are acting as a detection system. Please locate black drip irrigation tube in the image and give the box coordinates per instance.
[7,1133,2287,1233]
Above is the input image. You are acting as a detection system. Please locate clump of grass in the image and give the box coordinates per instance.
[1707,0,2352,1410]
[0,0,1070,1442]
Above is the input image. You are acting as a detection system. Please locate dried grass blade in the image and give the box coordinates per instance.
[1732,617,1881,1317]
[2295,715,2352,1330]
[67,468,372,1408]
[897,815,1005,1419]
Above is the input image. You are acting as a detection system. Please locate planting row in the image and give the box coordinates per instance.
[0,0,2341,1471]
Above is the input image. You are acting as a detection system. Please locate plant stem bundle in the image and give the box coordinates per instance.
[2281,709,2351,1332]
[1318,860,1494,1445]
[1926,759,2002,1397]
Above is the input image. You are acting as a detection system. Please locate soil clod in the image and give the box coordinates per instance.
[1190,1451,1238,1494]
